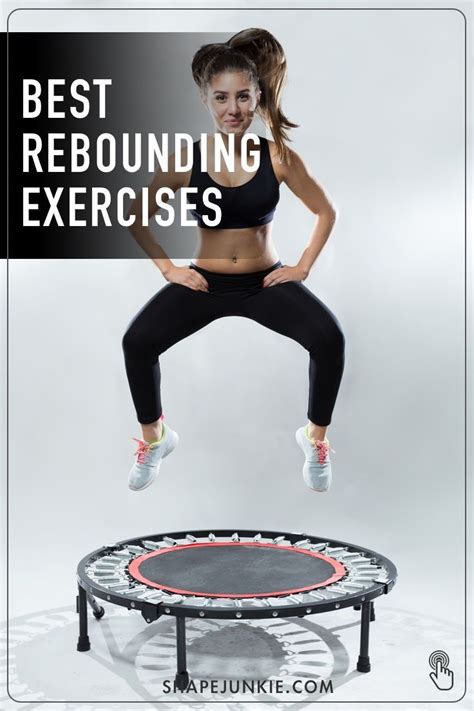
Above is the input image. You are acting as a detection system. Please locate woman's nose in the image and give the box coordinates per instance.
[227,99,239,115]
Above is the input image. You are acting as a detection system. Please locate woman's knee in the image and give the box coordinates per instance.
[308,317,345,359]
[122,325,156,360]
[331,320,345,356]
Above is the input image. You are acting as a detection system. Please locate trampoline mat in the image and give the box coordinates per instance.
[128,542,346,598]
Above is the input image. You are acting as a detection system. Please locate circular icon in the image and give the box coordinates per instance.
[429,650,449,670]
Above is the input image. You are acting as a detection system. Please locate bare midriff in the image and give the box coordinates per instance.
[191,223,280,273]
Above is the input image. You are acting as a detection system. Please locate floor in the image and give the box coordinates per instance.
[1,599,471,710]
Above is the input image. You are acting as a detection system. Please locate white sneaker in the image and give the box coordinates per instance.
[295,426,334,492]
[128,422,179,491]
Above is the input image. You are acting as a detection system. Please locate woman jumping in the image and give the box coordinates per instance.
[123,28,345,492]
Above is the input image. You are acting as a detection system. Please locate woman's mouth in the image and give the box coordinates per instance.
[225,119,242,125]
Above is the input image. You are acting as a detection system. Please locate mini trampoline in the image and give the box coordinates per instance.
[76,528,397,690]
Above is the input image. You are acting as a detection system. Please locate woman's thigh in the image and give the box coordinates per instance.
[241,280,344,352]
[123,283,223,355]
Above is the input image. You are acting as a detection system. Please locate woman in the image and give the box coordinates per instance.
[123,28,344,493]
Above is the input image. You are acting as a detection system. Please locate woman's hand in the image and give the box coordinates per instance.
[164,265,209,292]
[262,264,308,287]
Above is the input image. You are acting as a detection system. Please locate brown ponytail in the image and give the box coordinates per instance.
[191,28,297,162]
[227,28,297,162]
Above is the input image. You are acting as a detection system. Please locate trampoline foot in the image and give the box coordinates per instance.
[357,656,371,673]
[77,636,91,652]
[175,671,190,691]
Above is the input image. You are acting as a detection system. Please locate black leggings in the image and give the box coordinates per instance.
[122,261,345,426]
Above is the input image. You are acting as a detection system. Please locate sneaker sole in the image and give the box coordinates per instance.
[303,466,330,492]
[129,470,160,492]
[129,430,179,492]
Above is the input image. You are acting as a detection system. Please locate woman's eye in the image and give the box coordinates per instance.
[215,95,226,102]
[238,94,250,101]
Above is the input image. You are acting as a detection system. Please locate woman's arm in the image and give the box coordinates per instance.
[127,147,209,291]
[264,146,337,286]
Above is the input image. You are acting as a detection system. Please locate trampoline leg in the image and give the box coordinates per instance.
[357,601,371,673]
[175,617,189,691]
[87,593,105,620]
[355,602,375,621]
[76,584,91,652]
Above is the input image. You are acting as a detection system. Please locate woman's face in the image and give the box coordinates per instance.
[203,71,260,135]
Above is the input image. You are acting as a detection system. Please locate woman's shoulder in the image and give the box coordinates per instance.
[260,136,279,160]
[264,137,298,181]
[266,137,302,163]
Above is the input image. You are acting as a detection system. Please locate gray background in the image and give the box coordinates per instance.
[1,1,470,706]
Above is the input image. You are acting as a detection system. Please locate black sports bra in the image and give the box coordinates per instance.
[188,136,280,229]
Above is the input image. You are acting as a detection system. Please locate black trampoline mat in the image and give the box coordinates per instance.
[129,543,345,597]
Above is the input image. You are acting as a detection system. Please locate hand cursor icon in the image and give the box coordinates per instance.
[429,651,454,691]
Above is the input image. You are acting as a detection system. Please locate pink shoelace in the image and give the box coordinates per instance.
[307,434,335,465]
[133,438,151,464]
[132,414,164,463]
[315,440,330,465]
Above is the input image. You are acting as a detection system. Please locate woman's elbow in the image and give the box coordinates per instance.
[326,201,338,221]
[126,207,142,234]
[318,204,338,222]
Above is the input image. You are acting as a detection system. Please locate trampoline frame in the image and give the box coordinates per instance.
[76,528,397,690]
